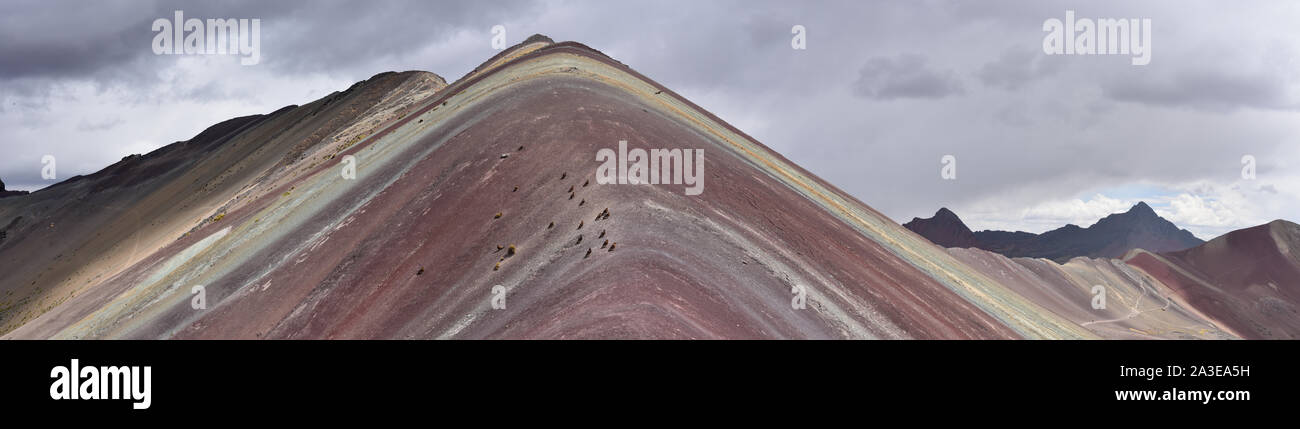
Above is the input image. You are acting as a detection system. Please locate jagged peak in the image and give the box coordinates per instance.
[1092,201,1164,229]
[1127,201,1157,217]
[907,207,964,225]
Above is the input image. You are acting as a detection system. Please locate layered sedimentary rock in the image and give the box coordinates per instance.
[0,71,445,335]
[0,36,1292,339]
[1125,220,1300,339]
[947,247,1235,339]
[1,37,1094,339]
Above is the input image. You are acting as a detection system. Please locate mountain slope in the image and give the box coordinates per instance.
[947,247,1234,339]
[1125,220,1300,339]
[0,70,445,335]
[2,37,1099,339]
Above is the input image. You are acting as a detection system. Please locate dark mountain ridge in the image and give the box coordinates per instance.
[905,202,1205,263]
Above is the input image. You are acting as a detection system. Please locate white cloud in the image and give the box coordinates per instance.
[1156,179,1300,238]
[960,194,1139,233]
[957,175,1300,240]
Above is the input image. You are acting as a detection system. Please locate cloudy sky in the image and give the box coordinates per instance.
[2,0,1296,239]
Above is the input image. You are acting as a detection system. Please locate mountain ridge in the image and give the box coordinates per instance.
[0,35,1293,340]
[1125,219,1300,339]
[3,36,1063,339]
[904,202,1205,263]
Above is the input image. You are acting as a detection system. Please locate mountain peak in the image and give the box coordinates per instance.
[903,207,979,248]
[931,201,1206,262]
[1128,201,1156,216]
[1092,201,1162,228]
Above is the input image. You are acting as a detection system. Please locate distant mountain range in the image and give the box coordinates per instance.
[903,202,1204,263]
[907,203,1300,338]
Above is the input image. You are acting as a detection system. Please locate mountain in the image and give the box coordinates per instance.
[4,36,1097,339]
[945,245,1235,339]
[0,69,446,336]
[0,35,1291,340]
[906,202,1204,263]
[908,205,1298,338]
[902,208,979,248]
[1125,220,1300,339]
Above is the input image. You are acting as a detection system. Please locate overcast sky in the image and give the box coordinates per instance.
[2,0,1296,239]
